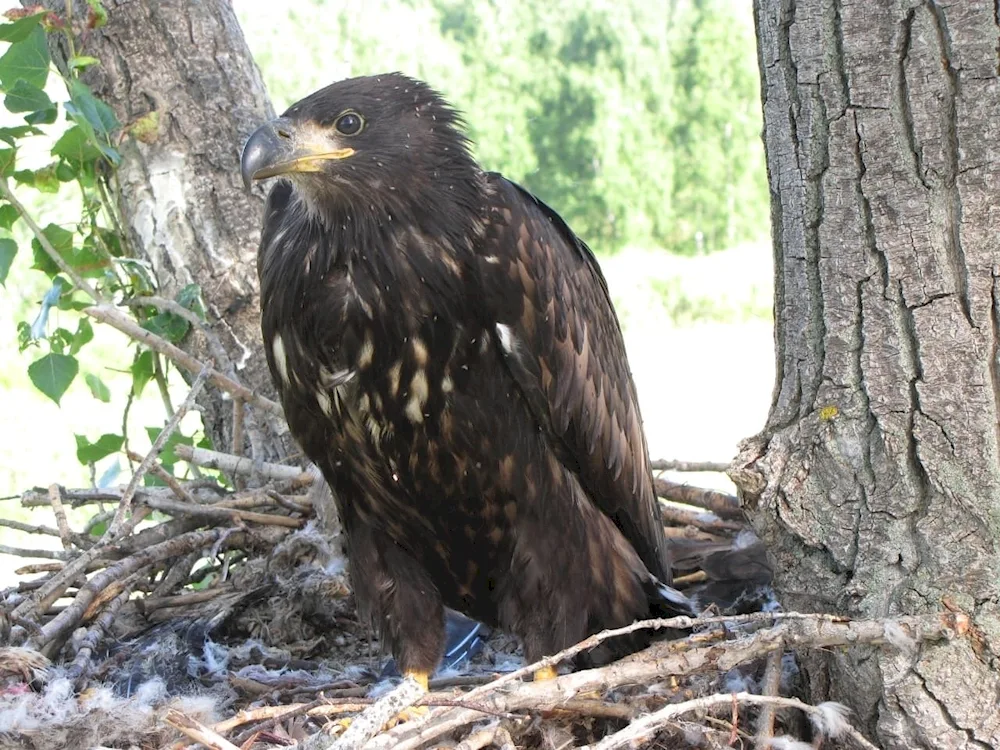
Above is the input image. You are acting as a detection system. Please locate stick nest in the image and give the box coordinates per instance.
[0,457,968,750]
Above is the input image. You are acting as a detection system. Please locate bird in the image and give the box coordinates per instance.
[240,72,692,691]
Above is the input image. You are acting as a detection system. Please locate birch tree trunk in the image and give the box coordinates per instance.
[734,1,1000,747]
[43,0,290,463]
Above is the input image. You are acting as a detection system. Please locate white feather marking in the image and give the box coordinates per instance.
[316,389,332,416]
[495,323,516,355]
[483,255,502,264]
[272,334,291,386]
[412,337,429,366]
[441,375,454,393]
[405,370,429,423]
[388,362,402,397]
[358,332,375,368]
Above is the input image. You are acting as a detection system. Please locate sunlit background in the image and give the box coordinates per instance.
[0,0,774,573]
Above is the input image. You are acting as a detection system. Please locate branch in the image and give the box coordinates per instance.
[165,709,242,750]
[174,444,312,483]
[108,366,211,537]
[140,494,303,529]
[650,459,731,473]
[371,612,968,750]
[655,478,743,520]
[0,178,103,302]
[84,304,283,417]
[582,693,879,750]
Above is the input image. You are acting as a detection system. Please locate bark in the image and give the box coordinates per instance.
[734,1,1000,747]
[41,0,290,463]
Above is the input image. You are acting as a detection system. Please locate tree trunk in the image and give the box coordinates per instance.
[734,1,1000,747]
[45,0,290,463]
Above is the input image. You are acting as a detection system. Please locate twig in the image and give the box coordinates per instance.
[127,295,239,385]
[108,366,211,537]
[232,398,245,490]
[307,676,426,750]
[165,709,242,750]
[659,502,745,534]
[85,304,283,417]
[47,485,73,551]
[140,494,303,528]
[650,460,731,474]
[372,612,968,750]
[175,445,311,483]
[655,478,743,520]
[65,575,137,689]
[125,449,198,504]
[31,528,243,651]
[580,693,879,750]
[754,646,784,749]
[0,545,70,560]
[0,179,102,302]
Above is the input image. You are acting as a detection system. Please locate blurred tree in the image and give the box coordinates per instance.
[235,0,766,254]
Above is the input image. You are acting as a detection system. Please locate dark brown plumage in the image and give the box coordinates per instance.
[240,73,691,680]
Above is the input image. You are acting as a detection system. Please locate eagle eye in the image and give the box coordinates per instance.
[334,112,364,136]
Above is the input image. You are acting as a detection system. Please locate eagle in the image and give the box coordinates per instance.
[240,73,691,688]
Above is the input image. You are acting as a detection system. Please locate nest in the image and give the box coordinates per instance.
[0,446,967,750]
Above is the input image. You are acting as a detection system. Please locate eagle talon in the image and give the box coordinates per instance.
[534,665,559,681]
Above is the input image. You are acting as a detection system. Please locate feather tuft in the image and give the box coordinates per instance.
[810,701,852,738]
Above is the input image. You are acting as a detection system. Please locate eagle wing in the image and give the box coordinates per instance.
[478,175,672,583]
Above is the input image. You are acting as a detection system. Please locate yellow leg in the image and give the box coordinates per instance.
[404,670,430,691]
[534,665,559,681]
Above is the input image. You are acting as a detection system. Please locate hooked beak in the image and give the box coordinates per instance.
[240,117,355,190]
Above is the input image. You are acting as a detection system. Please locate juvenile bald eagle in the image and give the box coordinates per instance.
[241,73,690,686]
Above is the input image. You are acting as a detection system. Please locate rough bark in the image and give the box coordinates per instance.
[734,1,1000,747]
[41,0,290,463]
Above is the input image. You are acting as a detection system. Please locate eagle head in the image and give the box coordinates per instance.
[240,72,479,226]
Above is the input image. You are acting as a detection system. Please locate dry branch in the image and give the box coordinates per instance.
[165,709,243,750]
[650,459,731,473]
[654,478,743,520]
[370,612,967,750]
[85,304,283,417]
[582,693,879,750]
[175,444,312,483]
[109,366,211,537]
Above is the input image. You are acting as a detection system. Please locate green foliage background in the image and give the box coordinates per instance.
[238,0,767,254]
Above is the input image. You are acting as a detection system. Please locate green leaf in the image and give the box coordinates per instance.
[70,318,93,354]
[144,426,193,483]
[74,433,123,464]
[24,106,56,125]
[142,311,190,343]
[0,26,50,90]
[0,13,44,43]
[0,148,15,176]
[176,284,206,320]
[68,55,100,70]
[31,163,59,193]
[84,372,111,402]
[67,79,119,138]
[0,237,15,285]
[131,349,155,396]
[52,125,103,168]
[4,79,51,113]
[30,223,73,277]
[0,203,18,229]
[55,161,75,181]
[0,125,40,146]
[27,352,78,404]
